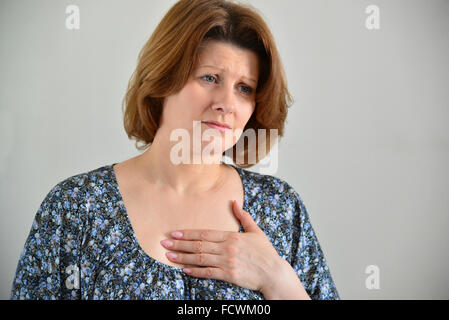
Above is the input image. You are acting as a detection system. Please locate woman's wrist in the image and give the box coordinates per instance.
[260,258,311,300]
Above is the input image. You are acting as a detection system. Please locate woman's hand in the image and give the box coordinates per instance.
[159,200,305,297]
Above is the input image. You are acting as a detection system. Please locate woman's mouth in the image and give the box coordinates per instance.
[202,121,231,133]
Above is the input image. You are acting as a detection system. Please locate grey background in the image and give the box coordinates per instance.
[1,0,448,299]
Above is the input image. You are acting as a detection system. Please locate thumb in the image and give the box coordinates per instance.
[232,200,259,233]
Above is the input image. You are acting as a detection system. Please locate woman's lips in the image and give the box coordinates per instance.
[202,121,231,133]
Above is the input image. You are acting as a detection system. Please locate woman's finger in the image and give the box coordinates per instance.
[183,267,228,282]
[166,251,223,268]
[171,229,231,242]
[161,239,222,255]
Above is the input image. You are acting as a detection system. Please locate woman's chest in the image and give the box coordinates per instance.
[128,193,243,268]
[117,169,245,269]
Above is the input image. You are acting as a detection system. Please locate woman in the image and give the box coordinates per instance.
[10,0,340,300]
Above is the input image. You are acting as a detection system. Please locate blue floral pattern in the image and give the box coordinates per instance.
[10,163,340,300]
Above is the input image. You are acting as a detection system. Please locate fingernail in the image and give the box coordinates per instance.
[171,231,183,238]
[166,252,177,259]
[160,240,173,247]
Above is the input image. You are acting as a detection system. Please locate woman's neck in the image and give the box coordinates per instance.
[134,133,227,196]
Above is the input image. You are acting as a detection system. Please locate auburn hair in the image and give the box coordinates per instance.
[122,0,293,168]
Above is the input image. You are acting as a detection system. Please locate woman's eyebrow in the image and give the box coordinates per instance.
[197,65,257,85]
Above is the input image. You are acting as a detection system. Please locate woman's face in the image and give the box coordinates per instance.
[160,40,259,162]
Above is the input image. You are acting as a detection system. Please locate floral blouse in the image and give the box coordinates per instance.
[10,163,340,300]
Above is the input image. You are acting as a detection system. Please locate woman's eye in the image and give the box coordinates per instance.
[201,75,253,95]
[240,85,253,95]
[201,75,217,83]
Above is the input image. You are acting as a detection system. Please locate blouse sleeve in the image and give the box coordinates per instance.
[286,185,340,300]
[10,183,82,300]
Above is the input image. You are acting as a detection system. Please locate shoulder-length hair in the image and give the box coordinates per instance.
[122,0,293,168]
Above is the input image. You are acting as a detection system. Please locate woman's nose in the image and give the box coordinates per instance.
[212,86,236,113]
[212,103,233,113]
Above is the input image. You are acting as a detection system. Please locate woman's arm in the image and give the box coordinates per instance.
[10,183,82,300]
[286,184,340,300]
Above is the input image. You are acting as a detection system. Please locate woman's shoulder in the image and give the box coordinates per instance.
[27,164,121,251]
[36,163,119,225]
[46,163,117,198]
